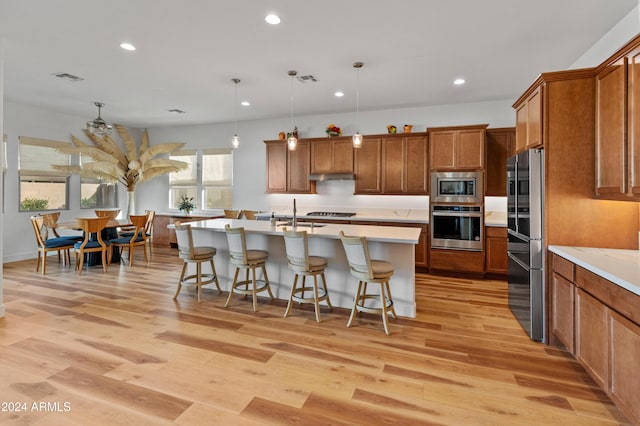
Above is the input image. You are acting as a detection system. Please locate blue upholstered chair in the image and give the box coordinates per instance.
[74,216,112,274]
[30,215,76,275]
[109,214,148,268]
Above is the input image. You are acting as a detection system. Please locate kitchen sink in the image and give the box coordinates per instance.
[277,222,326,228]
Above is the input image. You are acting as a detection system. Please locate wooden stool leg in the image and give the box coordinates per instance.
[347,281,363,328]
[251,266,258,312]
[321,272,332,309]
[284,274,299,318]
[262,264,274,299]
[380,282,391,335]
[196,262,202,303]
[313,274,321,323]
[174,262,188,300]
[225,267,240,307]
[385,281,397,318]
[210,259,221,293]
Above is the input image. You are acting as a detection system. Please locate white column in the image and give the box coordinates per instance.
[0,38,5,318]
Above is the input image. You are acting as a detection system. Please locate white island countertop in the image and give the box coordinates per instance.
[548,245,640,296]
[182,218,421,244]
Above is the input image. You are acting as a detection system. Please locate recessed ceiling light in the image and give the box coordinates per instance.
[241,101,250,106]
[454,78,466,85]
[334,91,344,97]
[120,42,136,51]
[265,14,280,25]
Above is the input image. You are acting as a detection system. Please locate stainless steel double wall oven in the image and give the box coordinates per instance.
[430,171,484,251]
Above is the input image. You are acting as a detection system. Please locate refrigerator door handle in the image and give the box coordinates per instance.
[507,251,530,272]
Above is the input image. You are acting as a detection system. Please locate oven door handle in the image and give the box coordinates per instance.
[507,251,530,272]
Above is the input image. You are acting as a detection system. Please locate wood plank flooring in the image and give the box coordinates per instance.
[0,247,631,425]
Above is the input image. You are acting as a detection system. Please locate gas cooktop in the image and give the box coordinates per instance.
[306,211,356,217]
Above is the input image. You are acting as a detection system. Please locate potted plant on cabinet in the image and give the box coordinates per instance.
[177,195,195,216]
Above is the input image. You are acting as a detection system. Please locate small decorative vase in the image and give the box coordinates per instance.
[404,124,413,133]
[184,210,191,216]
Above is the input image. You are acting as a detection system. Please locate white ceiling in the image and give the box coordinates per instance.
[0,0,637,128]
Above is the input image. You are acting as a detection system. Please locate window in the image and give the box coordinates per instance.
[169,150,197,210]
[79,154,118,209]
[203,148,233,209]
[19,137,71,211]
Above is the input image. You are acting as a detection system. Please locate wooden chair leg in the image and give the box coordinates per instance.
[36,251,42,273]
[385,281,397,318]
[347,281,363,328]
[196,262,202,303]
[321,272,333,309]
[284,274,299,318]
[251,266,258,312]
[380,282,391,336]
[209,259,221,293]
[174,262,187,300]
[42,252,47,276]
[225,267,240,307]
[262,264,274,299]
[313,274,321,323]
[77,251,84,275]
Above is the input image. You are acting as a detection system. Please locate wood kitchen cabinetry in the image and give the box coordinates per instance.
[427,124,487,170]
[514,86,542,154]
[310,137,353,174]
[265,140,316,194]
[550,253,640,424]
[484,226,507,275]
[376,221,428,268]
[485,128,514,196]
[381,133,428,194]
[595,40,640,200]
[354,136,382,194]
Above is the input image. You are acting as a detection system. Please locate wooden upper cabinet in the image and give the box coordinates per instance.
[381,137,405,193]
[287,140,315,193]
[595,43,640,200]
[310,138,354,174]
[354,136,382,194]
[514,85,543,154]
[265,140,315,194]
[265,141,287,193]
[428,124,487,170]
[485,128,514,196]
[595,59,626,197]
[405,135,429,193]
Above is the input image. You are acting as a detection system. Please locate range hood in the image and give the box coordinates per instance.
[308,172,355,181]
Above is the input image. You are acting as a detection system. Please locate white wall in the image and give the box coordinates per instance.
[570,5,640,68]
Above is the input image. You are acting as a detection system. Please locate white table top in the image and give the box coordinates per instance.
[548,245,640,297]
[177,218,421,244]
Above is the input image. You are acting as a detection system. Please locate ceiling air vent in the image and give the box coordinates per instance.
[296,74,319,83]
[52,72,84,82]
[168,109,186,114]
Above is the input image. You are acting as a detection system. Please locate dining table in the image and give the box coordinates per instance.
[54,218,133,265]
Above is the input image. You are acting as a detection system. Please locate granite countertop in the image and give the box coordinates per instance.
[176,218,421,244]
[548,245,640,297]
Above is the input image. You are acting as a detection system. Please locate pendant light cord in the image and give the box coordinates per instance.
[288,70,297,132]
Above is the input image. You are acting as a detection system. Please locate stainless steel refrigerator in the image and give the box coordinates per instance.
[507,149,545,342]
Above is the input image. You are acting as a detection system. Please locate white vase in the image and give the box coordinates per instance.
[126,190,136,220]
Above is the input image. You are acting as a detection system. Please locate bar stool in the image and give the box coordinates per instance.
[339,231,397,335]
[282,228,332,322]
[224,224,274,311]
[173,222,220,302]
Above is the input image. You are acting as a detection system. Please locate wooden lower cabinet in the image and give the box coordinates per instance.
[153,214,221,247]
[430,248,485,274]
[485,226,507,275]
[551,253,640,425]
[610,312,640,424]
[575,288,609,389]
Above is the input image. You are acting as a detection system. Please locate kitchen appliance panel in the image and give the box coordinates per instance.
[431,205,483,251]
[431,171,483,204]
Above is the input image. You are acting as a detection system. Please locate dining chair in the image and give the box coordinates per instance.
[224,209,242,219]
[224,224,274,311]
[30,215,76,275]
[173,221,220,302]
[282,228,332,322]
[119,210,155,257]
[109,214,148,268]
[242,210,259,220]
[339,230,397,335]
[95,209,120,219]
[74,216,112,275]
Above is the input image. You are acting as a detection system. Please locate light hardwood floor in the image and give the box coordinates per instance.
[0,247,630,425]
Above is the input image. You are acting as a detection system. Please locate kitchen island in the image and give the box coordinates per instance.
[173,218,421,317]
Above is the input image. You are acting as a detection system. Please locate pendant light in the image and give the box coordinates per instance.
[352,62,364,148]
[287,70,297,151]
[231,78,240,148]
